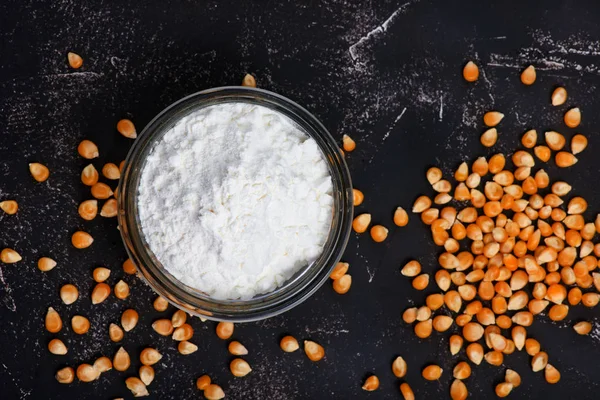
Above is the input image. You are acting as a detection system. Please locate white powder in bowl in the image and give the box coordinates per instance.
[137,102,333,300]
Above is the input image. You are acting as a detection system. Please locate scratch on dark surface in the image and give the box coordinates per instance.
[348,0,420,61]
[486,62,522,69]
[305,326,349,336]
[438,95,443,121]
[546,73,576,79]
[514,112,523,125]
[5,71,105,85]
[479,65,495,103]
[0,267,16,312]
[110,56,125,68]
[382,107,407,142]
[532,29,600,57]
[40,72,104,79]
[488,56,565,70]
[590,316,600,342]
[486,29,600,76]
[367,106,407,165]
[1,363,31,398]
[358,251,376,283]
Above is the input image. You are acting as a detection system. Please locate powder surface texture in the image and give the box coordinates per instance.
[137,102,333,300]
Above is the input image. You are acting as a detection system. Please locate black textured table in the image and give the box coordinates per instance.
[2,0,600,399]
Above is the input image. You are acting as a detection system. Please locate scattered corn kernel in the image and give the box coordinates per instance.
[304,340,325,361]
[0,200,18,215]
[352,213,371,233]
[121,309,139,332]
[140,348,162,366]
[91,182,113,199]
[394,207,409,226]
[216,322,234,340]
[45,307,63,333]
[392,356,407,378]
[453,361,471,380]
[422,364,443,380]
[56,366,75,384]
[342,134,356,152]
[153,296,168,311]
[114,280,130,300]
[280,335,300,352]
[412,274,429,290]
[123,258,137,275]
[545,363,561,384]
[463,61,479,82]
[505,369,521,387]
[495,382,513,398]
[241,74,256,87]
[196,375,211,390]
[71,231,93,249]
[481,128,498,147]
[450,379,468,400]
[77,140,99,159]
[67,52,83,69]
[571,134,587,154]
[29,163,50,182]
[117,119,137,139]
[370,225,388,242]
[109,323,124,342]
[48,338,68,355]
[353,189,364,206]
[573,321,592,335]
[532,351,548,372]
[362,375,379,391]
[0,248,21,263]
[483,111,504,127]
[152,319,174,336]
[521,129,537,148]
[400,382,415,400]
[555,151,578,167]
[78,199,98,220]
[551,87,567,106]
[139,365,155,386]
[125,377,149,397]
[520,65,536,85]
[113,347,131,371]
[93,356,112,373]
[72,315,90,334]
[173,323,194,341]
[81,164,99,186]
[333,274,352,294]
[60,284,79,305]
[204,384,225,400]
[466,343,484,365]
[564,107,581,128]
[330,262,349,280]
[76,364,98,383]
[91,282,111,304]
[228,341,248,356]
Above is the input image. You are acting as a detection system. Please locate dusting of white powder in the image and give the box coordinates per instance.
[137,103,334,300]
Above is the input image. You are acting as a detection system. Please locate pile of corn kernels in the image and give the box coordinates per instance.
[343,61,598,398]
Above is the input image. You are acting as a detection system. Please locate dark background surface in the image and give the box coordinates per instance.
[1,0,600,398]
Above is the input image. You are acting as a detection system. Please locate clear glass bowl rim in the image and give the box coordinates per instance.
[117,86,353,322]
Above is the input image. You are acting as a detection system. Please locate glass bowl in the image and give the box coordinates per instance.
[117,86,353,322]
